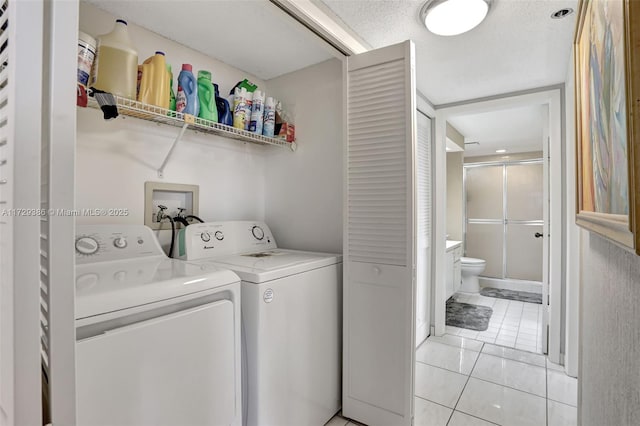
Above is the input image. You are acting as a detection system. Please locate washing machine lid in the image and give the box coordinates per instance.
[199,249,342,283]
[75,257,239,320]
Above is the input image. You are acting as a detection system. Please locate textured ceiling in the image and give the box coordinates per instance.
[448,104,544,157]
[85,0,335,80]
[321,0,577,105]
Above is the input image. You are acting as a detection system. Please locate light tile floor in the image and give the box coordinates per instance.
[326,335,578,426]
[446,292,544,353]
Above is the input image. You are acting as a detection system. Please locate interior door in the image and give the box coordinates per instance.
[343,40,417,426]
[541,107,550,354]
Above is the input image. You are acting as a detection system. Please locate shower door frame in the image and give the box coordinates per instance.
[463,158,545,281]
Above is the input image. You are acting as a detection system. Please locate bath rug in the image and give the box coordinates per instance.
[446,299,493,331]
[480,287,543,304]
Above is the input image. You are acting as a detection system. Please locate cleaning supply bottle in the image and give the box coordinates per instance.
[77,31,97,88]
[232,87,250,130]
[244,91,253,131]
[197,70,218,122]
[263,96,276,137]
[137,51,170,109]
[91,19,138,100]
[249,90,265,134]
[176,64,199,116]
[214,84,233,126]
[167,64,176,111]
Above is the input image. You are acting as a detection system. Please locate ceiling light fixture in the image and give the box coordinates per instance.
[551,8,574,19]
[496,149,507,153]
[420,0,491,36]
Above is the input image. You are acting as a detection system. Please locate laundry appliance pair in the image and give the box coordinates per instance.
[74,221,342,426]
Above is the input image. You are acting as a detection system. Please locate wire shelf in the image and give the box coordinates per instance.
[85,95,296,151]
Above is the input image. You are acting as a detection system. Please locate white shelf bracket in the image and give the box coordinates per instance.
[158,122,189,178]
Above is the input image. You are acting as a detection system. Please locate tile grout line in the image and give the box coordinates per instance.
[471,374,548,400]
[445,341,485,426]
[451,409,501,426]
[449,410,500,426]
[480,350,547,369]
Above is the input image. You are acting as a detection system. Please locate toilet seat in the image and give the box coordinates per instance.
[461,257,485,265]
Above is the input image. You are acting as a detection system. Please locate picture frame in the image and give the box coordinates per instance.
[574,0,640,254]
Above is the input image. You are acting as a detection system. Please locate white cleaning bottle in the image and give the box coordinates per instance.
[249,91,265,134]
[263,97,276,137]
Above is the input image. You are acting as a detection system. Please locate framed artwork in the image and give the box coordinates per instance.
[574,0,640,254]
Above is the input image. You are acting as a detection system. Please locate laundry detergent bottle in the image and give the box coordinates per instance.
[197,70,218,122]
[138,51,170,109]
[214,84,233,126]
[91,19,138,99]
[167,64,176,111]
[176,64,199,116]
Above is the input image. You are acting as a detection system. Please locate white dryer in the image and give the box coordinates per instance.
[75,225,242,426]
[178,221,343,426]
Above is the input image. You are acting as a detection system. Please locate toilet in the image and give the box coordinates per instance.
[460,257,486,293]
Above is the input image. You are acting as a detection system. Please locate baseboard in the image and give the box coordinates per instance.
[479,277,542,294]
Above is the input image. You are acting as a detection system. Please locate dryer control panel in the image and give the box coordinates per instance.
[75,225,166,264]
[178,221,277,260]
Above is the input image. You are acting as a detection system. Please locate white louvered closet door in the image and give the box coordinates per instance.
[415,111,432,347]
[0,1,45,425]
[343,40,417,426]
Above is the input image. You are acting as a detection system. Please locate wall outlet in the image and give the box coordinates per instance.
[144,182,200,230]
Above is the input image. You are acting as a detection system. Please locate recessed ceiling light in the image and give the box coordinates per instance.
[420,0,491,36]
[496,149,507,153]
[551,8,573,19]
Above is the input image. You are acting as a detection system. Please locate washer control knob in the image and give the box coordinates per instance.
[113,237,127,249]
[113,270,127,281]
[201,232,211,242]
[76,237,99,255]
[76,273,99,289]
[215,231,224,241]
[252,225,264,240]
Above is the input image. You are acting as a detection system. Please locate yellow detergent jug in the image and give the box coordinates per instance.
[138,51,170,109]
[91,19,138,99]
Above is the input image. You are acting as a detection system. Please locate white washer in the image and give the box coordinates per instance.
[75,225,242,426]
[178,221,343,426]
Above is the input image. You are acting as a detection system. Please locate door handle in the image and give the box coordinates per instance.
[535,232,544,238]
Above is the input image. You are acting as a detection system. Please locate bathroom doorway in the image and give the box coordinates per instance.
[433,88,563,361]
[453,155,546,353]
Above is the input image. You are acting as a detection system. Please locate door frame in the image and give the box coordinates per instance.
[433,87,563,362]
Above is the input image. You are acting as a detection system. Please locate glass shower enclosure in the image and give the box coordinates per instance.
[464,159,544,282]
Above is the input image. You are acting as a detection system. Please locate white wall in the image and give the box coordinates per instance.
[579,232,640,426]
[77,3,276,249]
[564,54,580,378]
[263,59,343,254]
[446,152,463,242]
[76,109,267,225]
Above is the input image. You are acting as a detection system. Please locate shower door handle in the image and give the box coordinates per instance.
[534,232,544,238]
